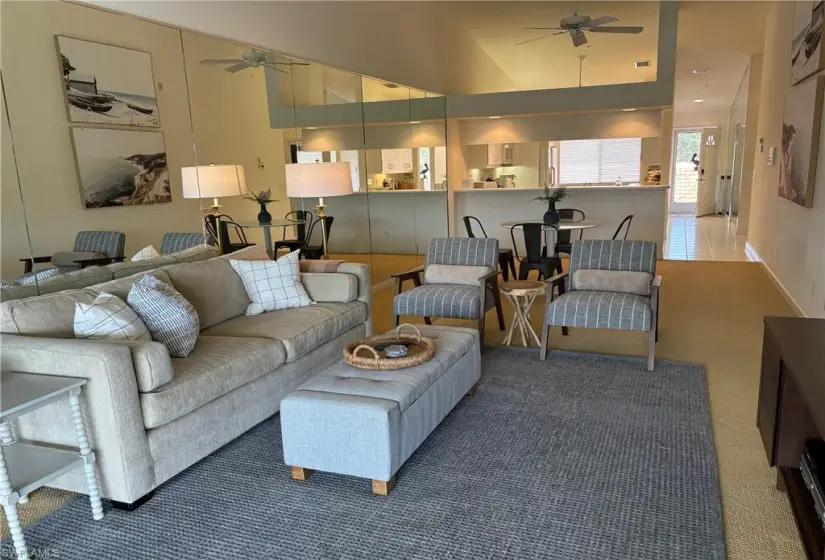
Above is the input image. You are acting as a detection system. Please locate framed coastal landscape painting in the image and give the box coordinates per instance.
[790,1,825,85]
[56,36,160,127]
[70,128,171,208]
[779,76,825,207]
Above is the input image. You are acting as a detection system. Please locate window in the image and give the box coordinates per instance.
[559,138,642,184]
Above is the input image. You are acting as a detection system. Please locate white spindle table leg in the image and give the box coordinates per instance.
[68,389,104,521]
[0,443,27,559]
[0,423,27,504]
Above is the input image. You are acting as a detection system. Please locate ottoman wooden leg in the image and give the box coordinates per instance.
[290,467,313,481]
[372,476,396,496]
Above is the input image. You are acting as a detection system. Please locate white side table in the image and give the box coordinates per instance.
[0,372,104,560]
[501,280,547,347]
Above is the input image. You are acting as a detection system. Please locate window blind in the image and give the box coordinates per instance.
[559,138,642,184]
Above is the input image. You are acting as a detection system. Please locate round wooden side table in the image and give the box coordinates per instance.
[501,280,546,347]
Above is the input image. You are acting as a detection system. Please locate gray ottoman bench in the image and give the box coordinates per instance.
[280,325,480,495]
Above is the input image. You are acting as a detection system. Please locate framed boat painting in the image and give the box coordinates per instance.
[56,36,160,127]
[790,1,825,85]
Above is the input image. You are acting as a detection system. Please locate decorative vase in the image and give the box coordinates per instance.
[543,202,560,225]
[257,203,272,225]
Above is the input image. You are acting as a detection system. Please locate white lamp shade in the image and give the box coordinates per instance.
[181,165,246,200]
[285,162,353,198]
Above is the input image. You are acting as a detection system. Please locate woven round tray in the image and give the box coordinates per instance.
[344,324,436,371]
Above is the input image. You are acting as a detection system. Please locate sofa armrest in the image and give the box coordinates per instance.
[300,272,357,303]
[0,335,154,503]
[335,263,372,336]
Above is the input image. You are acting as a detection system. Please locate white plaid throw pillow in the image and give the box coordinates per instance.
[131,245,160,261]
[229,250,314,316]
[74,292,151,341]
[127,275,199,357]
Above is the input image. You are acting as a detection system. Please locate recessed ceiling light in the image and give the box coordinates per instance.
[305,126,318,130]
[693,99,704,103]
[409,121,421,124]
[692,68,709,74]
[621,108,636,112]
[489,116,502,119]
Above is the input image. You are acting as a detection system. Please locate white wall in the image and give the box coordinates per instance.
[746,1,825,318]
[735,55,763,233]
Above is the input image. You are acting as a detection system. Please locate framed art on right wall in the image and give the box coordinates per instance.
[791,1,825,85]
[779,75,825,207]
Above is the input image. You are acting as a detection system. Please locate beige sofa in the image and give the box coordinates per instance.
[1,245,219,302]
[0,246,371,506]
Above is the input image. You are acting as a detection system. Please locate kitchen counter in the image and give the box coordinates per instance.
[454,185,670,194]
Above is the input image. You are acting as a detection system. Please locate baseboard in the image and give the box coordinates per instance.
[745,242,806,317]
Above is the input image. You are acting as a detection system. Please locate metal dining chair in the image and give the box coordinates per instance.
[301,216,334,259]
[463,215,517,281]
[203,215,254,255]
[274,210,313,255]
[510,223,563,282]
[555,209,586,256]
[612,215,634,240]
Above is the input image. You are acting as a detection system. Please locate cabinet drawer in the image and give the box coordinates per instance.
[758,326,782,465]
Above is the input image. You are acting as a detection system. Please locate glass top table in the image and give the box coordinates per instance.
[234,220,306,258]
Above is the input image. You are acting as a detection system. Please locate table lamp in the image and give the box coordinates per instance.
[284,162,352,258]
[181,164,246,253]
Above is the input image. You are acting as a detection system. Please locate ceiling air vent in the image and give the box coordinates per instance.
[383,83,400,89]
[634,60,651,68]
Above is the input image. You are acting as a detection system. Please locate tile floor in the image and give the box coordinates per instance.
[664,214,749,261]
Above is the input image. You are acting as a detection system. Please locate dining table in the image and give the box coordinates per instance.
[500,219,601,252]
[235,219,305,259]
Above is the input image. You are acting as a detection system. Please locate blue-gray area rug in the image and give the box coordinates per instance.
[5,348,724,559]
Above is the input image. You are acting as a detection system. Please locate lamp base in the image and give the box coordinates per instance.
[315,201,329,259]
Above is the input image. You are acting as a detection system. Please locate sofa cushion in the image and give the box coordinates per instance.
[201,301,367,362]
[37,266,114,294]
[90,269,173,301]
[0,289,98,337]
[424,264,492,286]
[219,245,269,262]
[572,270,653,296]
[0,284,38,303]
[109,255,177,279]
[131,245,160,261]
[171,245,219,263]
[74,292,151,341]
[139,336,286,429]
[545,290,652,332]
[229,250,313,315]
[300,273,357,302]
[128,275,200,358]
[161,257,250,329]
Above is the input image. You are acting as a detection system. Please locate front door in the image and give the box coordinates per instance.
[695,126,721,217]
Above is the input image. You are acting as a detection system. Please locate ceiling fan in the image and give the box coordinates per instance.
[517,9,643,48]
[200,51,310,74]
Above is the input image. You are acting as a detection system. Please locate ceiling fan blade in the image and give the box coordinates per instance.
[515,34,556,46]
[572,32,588,47]
[224,62,249,73]
[276,62,310,66]
[585,16,618,28]
[200,59,243,65]
[523,27,563,30]
[589,26,644,34]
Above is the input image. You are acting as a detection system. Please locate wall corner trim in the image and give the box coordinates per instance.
[745,242,806,317]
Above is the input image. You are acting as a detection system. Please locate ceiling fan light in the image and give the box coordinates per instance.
[693,99,704,103]
[692,68,709,74]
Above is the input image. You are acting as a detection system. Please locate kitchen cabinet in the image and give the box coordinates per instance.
[381,149,414,174]
[488,144,515,167]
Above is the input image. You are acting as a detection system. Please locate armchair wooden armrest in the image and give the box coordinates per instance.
[20,256,52,274]
[390,264,425,280]
[479,269,502,284]
[75,256,125,269]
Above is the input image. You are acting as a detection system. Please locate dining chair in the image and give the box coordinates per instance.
[555,209,586,256]
[510,223,563,282]
[274,210,313,255]
[301,216,334,259]
[204,215,254,255]
[462,215,517,281]
[611,215,634,240]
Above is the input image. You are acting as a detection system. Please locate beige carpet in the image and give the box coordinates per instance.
[4,260,806,559]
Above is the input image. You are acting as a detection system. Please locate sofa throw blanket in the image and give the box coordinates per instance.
[230,250,314,315]
[74,292,151,341]
[127,274,199,357]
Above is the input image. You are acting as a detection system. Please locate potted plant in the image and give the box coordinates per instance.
[533,185,568,225]
[244,189,277,225]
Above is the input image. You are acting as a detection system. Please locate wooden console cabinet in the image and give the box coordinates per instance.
[758,316,825,560]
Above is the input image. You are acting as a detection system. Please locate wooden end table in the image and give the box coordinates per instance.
[0,372,104,560]
[501,280,546,347]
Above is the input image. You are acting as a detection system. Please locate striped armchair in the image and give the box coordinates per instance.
[540,240,661,370]
[392,238,505,347]
[160,232,215,255]
[21,231,126,274]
